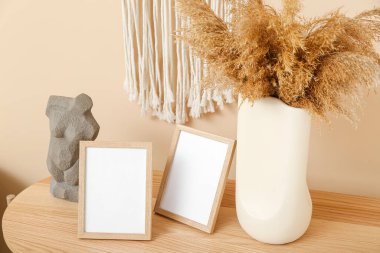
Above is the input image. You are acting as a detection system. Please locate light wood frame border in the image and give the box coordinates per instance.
[78,141,152,240]
[154,125,236,233]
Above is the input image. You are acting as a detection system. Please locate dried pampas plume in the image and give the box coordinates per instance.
[176,0,380,122]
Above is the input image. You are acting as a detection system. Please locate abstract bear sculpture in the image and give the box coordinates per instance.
[46,93,100,202]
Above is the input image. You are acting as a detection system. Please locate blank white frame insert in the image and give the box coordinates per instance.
[78,141,152,240]
[154,125,236,233]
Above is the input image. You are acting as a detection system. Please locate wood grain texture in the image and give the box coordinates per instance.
[2,171,380,253]
[154,170,380,227]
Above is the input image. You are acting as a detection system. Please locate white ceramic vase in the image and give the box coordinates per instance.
[236,97,312,244]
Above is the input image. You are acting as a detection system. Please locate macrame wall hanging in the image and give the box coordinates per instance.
[121,0,234,124]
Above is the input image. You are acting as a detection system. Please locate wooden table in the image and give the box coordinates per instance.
[2,171,380,252]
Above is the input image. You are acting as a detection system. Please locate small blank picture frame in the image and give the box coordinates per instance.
[78,141,152,240]
[154,125,236,233]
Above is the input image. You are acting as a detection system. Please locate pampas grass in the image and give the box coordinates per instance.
[176,0,380,122]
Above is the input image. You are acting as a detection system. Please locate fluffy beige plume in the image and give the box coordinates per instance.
[176,0,380,122]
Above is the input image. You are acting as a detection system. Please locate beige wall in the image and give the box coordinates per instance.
[0,0,379,252]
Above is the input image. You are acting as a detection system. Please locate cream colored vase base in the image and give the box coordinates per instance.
[236,97,312,244]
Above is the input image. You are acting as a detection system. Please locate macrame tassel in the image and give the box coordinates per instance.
[121,0,234,123]
[175,0,191,124]
[213,89,225,109]
[129,0,145,111]
[152,0,163,116]
[134,0,151,114]
[186,0,234,119]
[224,89,234,103]
[175,4,183,123]
[142,0,159,113]
[180,33,190,122]
[121,0,138,101]
[121,0,130,91]
[189,55,203,118]
[187,17,203,118]
[160,0,175,122]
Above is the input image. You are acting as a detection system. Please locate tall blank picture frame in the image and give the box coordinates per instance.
[78,141,152,240]
[154,125,236,233]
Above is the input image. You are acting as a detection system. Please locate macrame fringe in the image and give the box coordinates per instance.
[121,0,234,124]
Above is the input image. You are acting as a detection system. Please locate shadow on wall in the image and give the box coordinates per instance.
[0,168,25,253]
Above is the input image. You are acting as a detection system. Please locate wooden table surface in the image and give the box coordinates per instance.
[2,171,380,253]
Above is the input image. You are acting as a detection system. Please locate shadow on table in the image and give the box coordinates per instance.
[0,168,25,253]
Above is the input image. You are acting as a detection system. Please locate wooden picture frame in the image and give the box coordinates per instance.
[154,125,236,233]
[78,141,152,240]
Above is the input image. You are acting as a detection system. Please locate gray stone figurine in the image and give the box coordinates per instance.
[46,93,100,202]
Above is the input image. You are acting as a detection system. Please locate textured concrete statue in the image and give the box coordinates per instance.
[46,93,100,202]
